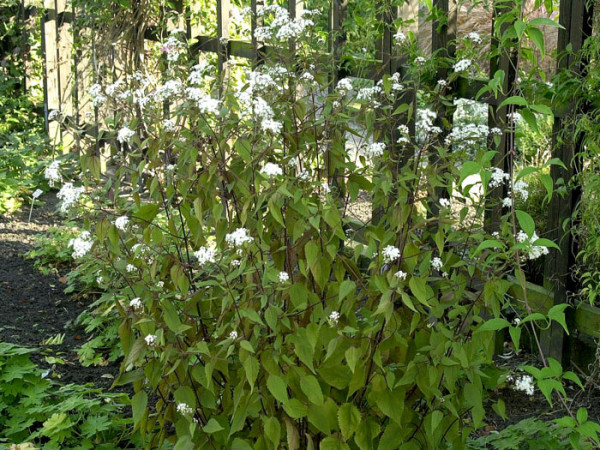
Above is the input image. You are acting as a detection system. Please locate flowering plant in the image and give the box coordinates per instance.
[51,3,595,448]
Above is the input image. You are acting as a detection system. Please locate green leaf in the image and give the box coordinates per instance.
[267,374,288,403]
[264,417,281,446]
[548,303,570,334]
[529,17,561,27]
[135,203,159,223]
[474,239,504,255]
[515,210,535,237]
[203,418,224,433]
[526,27,545,58]
[131,391,147,427]
[283,399,308,419]
[345,347,361,373]
[300,375,324,405]
[339,280,356,301]
[241,353,259,392]
[499,95,528,109]
[476,318,510,332]
[305,241,319,269]
[532,237,560,251]
[338,403,361,441]
[409,276,430,307]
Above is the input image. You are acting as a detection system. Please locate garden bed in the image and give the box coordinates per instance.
[0,195,120,389]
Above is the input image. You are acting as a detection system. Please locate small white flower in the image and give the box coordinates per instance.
[194,246,217,266]
[329,311,340,325]
[513,180,529,201]
[130,297,143,310]
[490,127,503,136]
[502,197,513,208]
[431,257,443,271]
[278,271,289,283]
[225,228,254,247]
[44,161,61,187]
[336,78,353,95]
[466,32,482,44]
[382,245,401,263]
[114,216,129,231]
[231,259,241,267]
[362,142,386,158]
[157,281,165,288]
[514,375,535,396]
[176,403,193,415]
[321,182,331,194]
[439,198,451,208]
[229,330,238,340]
[117,127,135,144]
[516,230,529,243]
[260,162,283,178]
[68,231,93,259]
[261,119,283,134]
[145,334,157,346]
[513,317,521,325]
[453,59,472,72]
[48,109,61,121]
[163,119,176,132]
[489,168,510,188]
[394,270,407,280]
[126,264,136,273]
[492,231,500,238]
[437,79,447,87]
[394,31,408,45]
[414,56,426,66]
[96,276,103,284]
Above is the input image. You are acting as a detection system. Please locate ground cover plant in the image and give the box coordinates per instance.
[36,1,600,448]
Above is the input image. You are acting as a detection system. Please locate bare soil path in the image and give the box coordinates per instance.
[0,195,118,388]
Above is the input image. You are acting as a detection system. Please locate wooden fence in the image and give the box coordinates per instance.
[36,0,597,366]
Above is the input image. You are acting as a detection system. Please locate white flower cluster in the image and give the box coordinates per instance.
[163,119,176,132]
[431,257,443,271]
[453,58,472,72]
[278,271,289,283]
[185,88,221,115]
[105,79,125,97]
[194,246,216,266]
[389,72,404,92]
[414,56,426,66]
[513,180,529,201]
[445,123,490,153]
[466,32,482,44]
[68,230,93,259]
[489,168,510,188]
[145,334,157,346]
[260,162,283,178]
[382,245,401,263]
[225,228,254,247]
[517,230,549,260]
[394,270,407,280]
[89,83,106,107]
[176,403,193,415]
[502,197,512,208]
[328,311,340,325]
[44,160,61,187]
[336,78,353,95]
[439,198,451,208]
[114,216,129,231]
[154,79,183,102]
[126,264,136,272]
[129,297,143,310]
[161,35,185,62]
[254,5,314,41]
[416,109,441,141]
[356,85,383,106]
[362,142,386,158]
[117,127,135,144]
[188,62,215,85]
[513,374,535,396]
[57,183,84,212]
[229,330,238,340]
[394,31,408,45]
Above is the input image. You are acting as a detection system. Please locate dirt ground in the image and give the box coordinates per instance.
[0,195,119,389]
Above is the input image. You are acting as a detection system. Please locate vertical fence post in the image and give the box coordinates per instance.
[541,0,594,365]
[216,0,230,81]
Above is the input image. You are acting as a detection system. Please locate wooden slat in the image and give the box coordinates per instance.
[216,0,230,78]
[541,0,594,364]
